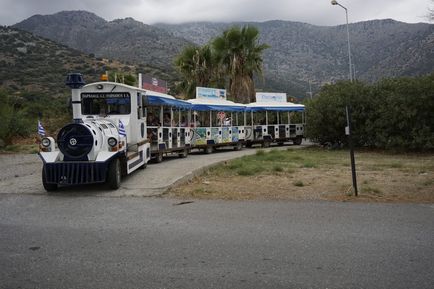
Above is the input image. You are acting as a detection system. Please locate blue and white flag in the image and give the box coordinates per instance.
[37,120,46,136]
[118,120,127,137]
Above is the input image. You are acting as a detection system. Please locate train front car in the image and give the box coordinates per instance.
[39,73,151,191]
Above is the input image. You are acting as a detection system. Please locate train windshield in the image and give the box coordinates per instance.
[81,92,131,115]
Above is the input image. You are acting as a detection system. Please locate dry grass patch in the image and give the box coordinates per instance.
[167,148,434,203]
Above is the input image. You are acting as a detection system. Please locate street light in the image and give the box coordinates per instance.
[331,0,358,196]
[331,0,353,82]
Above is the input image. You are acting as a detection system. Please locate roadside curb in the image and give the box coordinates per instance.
[159,144,312,197]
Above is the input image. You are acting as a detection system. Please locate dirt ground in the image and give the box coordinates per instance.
[167,149,434,203]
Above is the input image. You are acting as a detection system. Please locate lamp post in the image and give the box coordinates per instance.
[331,0,353,82]
[331,0,358,196]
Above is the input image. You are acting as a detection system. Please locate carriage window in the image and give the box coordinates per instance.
[146,106,161,126]
[280,112,289,124]
[81,92,131,115]
[268,112,278,124]
[253,112,266,125]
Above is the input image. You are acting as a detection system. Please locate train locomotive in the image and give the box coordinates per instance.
[39,73,151,191]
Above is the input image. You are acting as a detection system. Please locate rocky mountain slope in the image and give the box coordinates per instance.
[158,20,434,95]
[14,11,192,71]
[0,26,171,96]
[13,11,434,97]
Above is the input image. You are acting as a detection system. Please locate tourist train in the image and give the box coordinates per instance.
[38,73,305,191]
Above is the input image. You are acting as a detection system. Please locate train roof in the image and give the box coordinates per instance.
[187,98,246,112]
[246,102,305,112]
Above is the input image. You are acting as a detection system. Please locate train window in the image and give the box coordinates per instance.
[146,106,161,126]
[280,112,289,124]
[253,112,266,125]
[173,109,180,127]
[196,111,209,127]
[268,112,277,124]
[246,112,252,126]
[81,92,131,115]
[180,110,189,127]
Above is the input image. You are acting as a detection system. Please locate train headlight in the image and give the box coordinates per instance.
[41,137,51,147]
[108,137,118,147]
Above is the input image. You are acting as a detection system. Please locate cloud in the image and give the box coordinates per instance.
[0,0,431,26]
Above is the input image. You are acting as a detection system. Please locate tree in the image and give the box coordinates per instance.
[174,45,218,98]
[0,91,33,145]
[305,75,434,151]
[212,26,269,103]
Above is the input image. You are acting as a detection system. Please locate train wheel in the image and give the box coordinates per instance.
[205,146,213,154]
[179,148,188,158]
[156,152,164,163]
[277,142,285,146]
[262,141,270,148]
[234,142,242,151]
[293,137,303,145]
[42,168,57,192]
[107,158,121,190]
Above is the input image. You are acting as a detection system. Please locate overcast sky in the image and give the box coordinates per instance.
[1,0,432,26]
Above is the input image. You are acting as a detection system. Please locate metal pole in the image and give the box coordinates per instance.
[344,7,353,82]
[346,106,358,196]
[332,1,353,82]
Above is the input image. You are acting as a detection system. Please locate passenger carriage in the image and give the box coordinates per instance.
[187,87,246,153]
[245,92,305,147]
[145,91,192,162]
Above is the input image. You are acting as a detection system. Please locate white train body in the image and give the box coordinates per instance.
[39,74,305,191]
[39,74,151,190]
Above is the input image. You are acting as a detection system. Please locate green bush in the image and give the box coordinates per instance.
[0,91,33,144]
[306,74,434,151]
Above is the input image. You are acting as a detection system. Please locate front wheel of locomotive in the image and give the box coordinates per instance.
[42,167,58,192]
[107,158,121,189]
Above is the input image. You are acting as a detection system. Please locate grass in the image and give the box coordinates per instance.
[293,180,304,187]
[217,148,325,177]
[169,147,434,203]
[1,144,39,154]
[361,186,383,195]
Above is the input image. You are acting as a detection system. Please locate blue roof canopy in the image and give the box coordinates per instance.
[246,106,305,112]
[191,104,246,112]
[147,95,191,109]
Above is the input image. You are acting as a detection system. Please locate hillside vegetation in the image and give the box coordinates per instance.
[0,26,171,145]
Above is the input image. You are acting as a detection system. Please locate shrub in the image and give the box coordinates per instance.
[306,74,434,151]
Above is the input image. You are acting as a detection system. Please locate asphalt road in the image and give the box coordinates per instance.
[0,143,307,197]
[1,194,433,289]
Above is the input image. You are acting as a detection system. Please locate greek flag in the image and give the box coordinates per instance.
[37,120,46,136]
[118,120,127,137]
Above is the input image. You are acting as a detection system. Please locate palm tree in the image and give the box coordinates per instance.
[174,45,217,98]
[212,25,269,103]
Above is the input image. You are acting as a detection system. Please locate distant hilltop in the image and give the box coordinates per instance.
[14,10,434,97]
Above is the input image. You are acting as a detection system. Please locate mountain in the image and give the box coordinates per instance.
[157,20,434,96]
[14,11,192,71]
[13,11,434,98]
[0,26,171,96]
